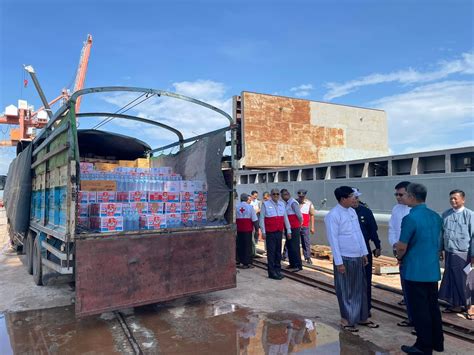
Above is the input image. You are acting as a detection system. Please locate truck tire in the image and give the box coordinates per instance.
[25,231,34,275]
[32,237,43,286]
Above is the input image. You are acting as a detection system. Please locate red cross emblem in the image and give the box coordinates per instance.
[239,207,245,214]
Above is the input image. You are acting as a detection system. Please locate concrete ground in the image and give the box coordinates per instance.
[0,210,472,354]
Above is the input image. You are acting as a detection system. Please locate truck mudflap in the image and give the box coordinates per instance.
[75,228,236,317]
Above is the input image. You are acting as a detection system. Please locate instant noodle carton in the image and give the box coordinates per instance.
[149,191,179,203]
[88,191,97,203]
[181,213,194,227]
[181,201,195,213]
[90,216,124,232]
[123,202,148,214]
[78,191,89,203]
[96,191,116,203]
[194,201,207,211]
[180,191,194,202]
[117,191,148,202]
[139,214,166,230]
[194,211,207,225]
[148,202,164,214]
[78,203,89,217]
[194,191,208,203]
[90,203,123,217]
[165,202,180,214]
[166,213,181,227]
[77,217,89,229]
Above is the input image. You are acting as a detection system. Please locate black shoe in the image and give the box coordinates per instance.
[269,275,284,280]
[281,257,287,262]
[400,345,424,354]
[276,274,285,280]
[285,265,295,269]
[305,258,313,265]
[433,345,444,352]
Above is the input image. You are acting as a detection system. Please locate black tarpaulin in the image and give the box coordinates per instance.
[78,129,151,160]
[4,144,32,237]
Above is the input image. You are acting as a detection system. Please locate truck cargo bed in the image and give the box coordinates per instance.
[75,226,236,317]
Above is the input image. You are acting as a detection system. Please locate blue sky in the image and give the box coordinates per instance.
[0,0,473,174]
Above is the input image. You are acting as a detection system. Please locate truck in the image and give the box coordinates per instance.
[3,86,237,317]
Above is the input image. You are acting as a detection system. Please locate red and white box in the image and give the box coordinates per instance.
[194,211,207,225]
[117,191,148,202]
[78,203,89,217]
[97,191,116,203]
[78,191,89,204]
[181,212,194,226]
[194,201,207,211]
[165,202,181,214]
[140,214,166,230]
[163,181,180,192]
[88,191,97,203]
[194,191,208,203]
[127,202,149,214]
[181,201,195,213]
[90,216,124,232]
[148,202,164,214]
[149,191,180,203]
[180,191,194,202]
[148,191,164,202]
[166,213,181,227]
[90,203,122,217]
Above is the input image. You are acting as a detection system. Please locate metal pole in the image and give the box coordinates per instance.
[24,65,53,119]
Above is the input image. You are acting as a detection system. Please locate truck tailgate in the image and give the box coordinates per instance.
[75,228,236,317]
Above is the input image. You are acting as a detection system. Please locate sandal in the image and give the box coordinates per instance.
[358,321,379,328]
[464,313,473,320]
[397,320,413,327]
[442,308,458,314]
[341,324,359,332]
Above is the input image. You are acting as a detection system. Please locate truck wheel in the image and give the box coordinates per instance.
[25,231,34,275]
[32,237,43,286]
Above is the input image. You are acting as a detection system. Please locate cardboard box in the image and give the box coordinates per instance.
[180,181,195,192]
[94,162,119,171]
[165,202,180,214]
[123,202,149,214]
[78,191,89,204]
[181,213,194,227]
[80,162,94,173]
[194,180,208,191]
[194,201,207,211]
[148,202,164,214]
[163,181,180,192]
[119,160,136,168]
[166,213,181,228]
[96,191,117,203]
[140,214,166,230]
[77,217,89,229]
[90,216,124,232]
[181,201,195,213]
[80,180,116,192]
[117,191,148,202]
[90,203,122,217]
[194,191,208,203]
[194,211,207,225]
[78,203,89,217]
[135,158,150,168]
[149,191,179,203]
[88,191,97,203]
[180,191,194,202]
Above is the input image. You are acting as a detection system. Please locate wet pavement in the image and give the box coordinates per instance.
[0,298,390,354]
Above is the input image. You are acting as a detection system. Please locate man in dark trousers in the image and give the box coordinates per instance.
[236,193,259,268]
[281,189,303,272]
[396,183,444,354]
[260,188,291,280]
[351,188,381,316]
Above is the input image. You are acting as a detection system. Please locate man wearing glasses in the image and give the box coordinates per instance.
[389,181,414,328]
[260,188,291,280]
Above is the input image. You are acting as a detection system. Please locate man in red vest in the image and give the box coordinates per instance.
[260,188,291,279]
[297,189,316,265]
[236,193,259,269]
[281,189,303,272]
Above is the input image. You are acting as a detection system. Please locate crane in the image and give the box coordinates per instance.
[0,34,93,146]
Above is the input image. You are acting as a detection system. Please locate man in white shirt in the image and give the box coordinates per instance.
[388,181,413,327]
[250,190,261,256]
[324,186,378,332]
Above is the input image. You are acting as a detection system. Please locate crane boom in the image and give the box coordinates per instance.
[73,34,93,113]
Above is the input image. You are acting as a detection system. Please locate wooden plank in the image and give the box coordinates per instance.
[31,143,69,169]
[32,121,69,157]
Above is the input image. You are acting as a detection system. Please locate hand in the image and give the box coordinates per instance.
[337,264,346,274]
[310,227,315,234]
[439,251,444,261]
[363,255,368,266]
[262,233,266,240]
[287,234,292,240]
[373,249,381,258]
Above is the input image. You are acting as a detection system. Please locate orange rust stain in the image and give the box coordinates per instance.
[242,92,345,167]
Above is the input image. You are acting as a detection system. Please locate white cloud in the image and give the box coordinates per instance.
[324,52,474,100]
[371,80,474,152]
[0,147,16,175]
[290,83,313,97]
[99,80,232,150]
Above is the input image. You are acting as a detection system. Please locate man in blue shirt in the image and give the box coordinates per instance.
[396,183,443,354]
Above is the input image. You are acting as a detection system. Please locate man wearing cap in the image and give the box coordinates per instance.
[236,193,259,269]
[260,188,292,280]
[351,188,381,316]
[297,189,316,265]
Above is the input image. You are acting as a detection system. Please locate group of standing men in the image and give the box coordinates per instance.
[235,189,315,278]
[325,181,473,355]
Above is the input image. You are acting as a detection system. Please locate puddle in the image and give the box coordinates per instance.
[0,300,389,354]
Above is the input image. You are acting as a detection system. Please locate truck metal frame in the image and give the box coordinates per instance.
[22,86,237,316]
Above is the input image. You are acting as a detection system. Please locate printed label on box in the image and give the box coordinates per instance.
[165,202,181,214]
[163,181,180,192]
[194,191,208,203]
[88,191,97,203]
[90,203,122,217]
[81,180,116,192]
[180,191,194,202]
[181,212,194,226]
[128,202,148,213]
[148,202,164,214]
[179,181,195,192]
[91,217,124,232]
[117,191,148,202]
[97,191,117,203]
[194,201,207,211]
[78,191,89,203]
[181,201,195,213]
[193,180,208,191]
[139,214,166,230]
[194,211,207,224]
[166,213,181,227]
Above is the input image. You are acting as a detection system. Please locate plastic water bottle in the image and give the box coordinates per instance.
[123,209,129,231]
